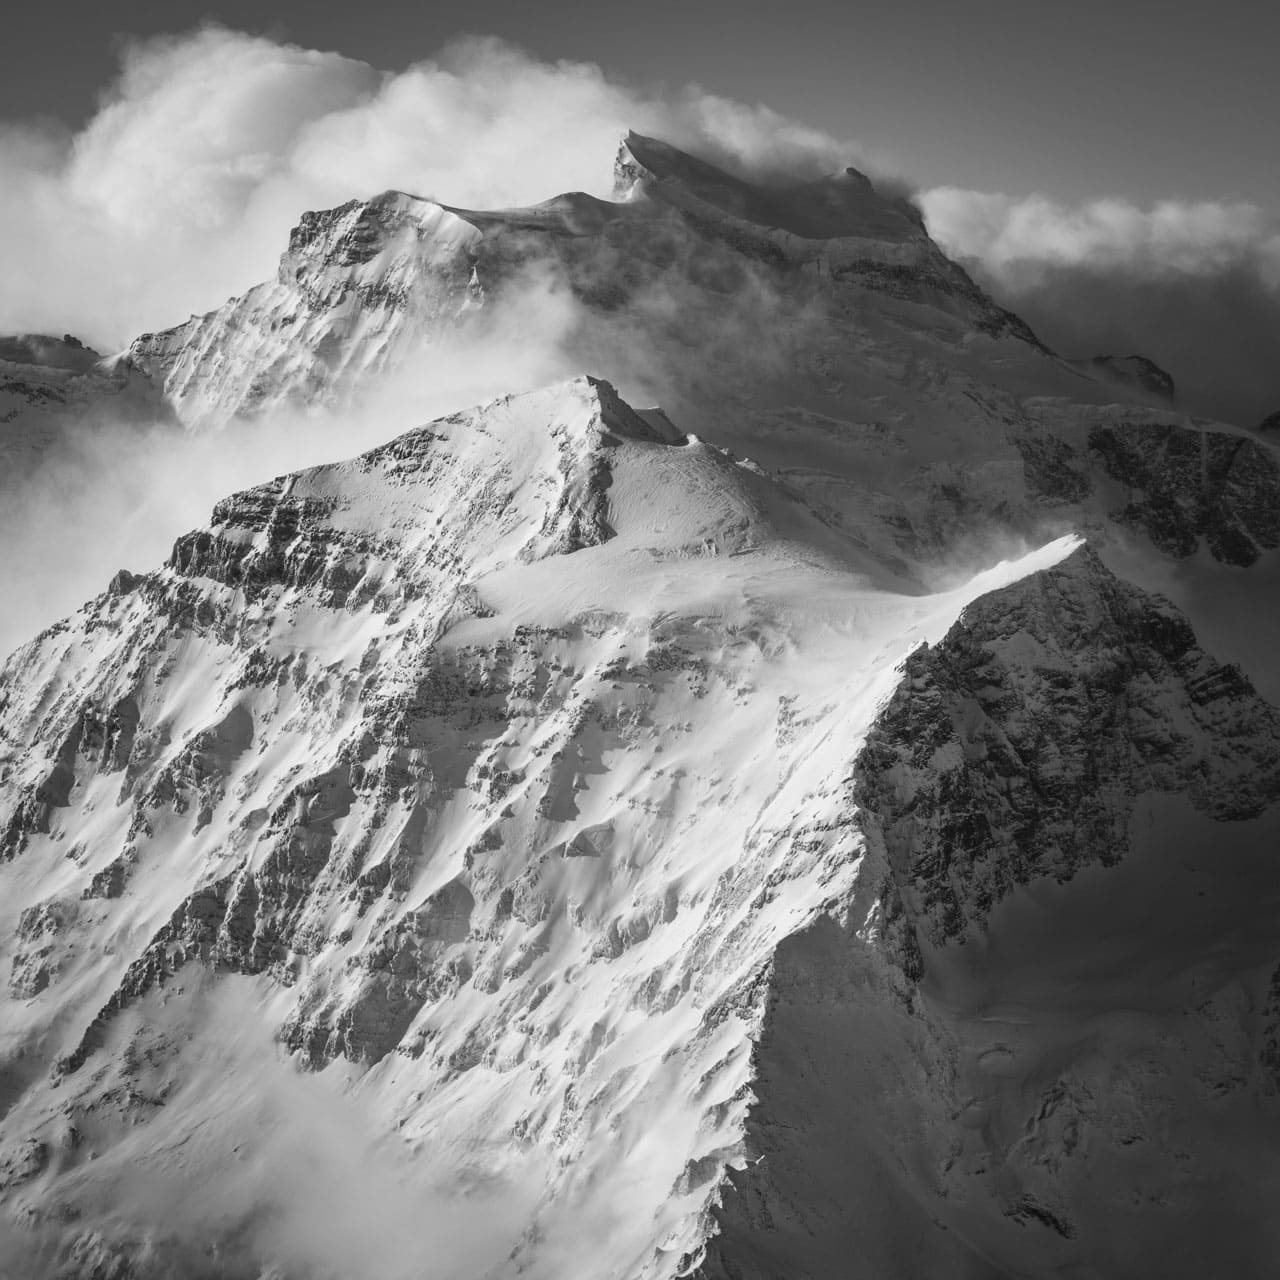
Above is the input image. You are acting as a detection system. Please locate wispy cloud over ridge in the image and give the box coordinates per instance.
[0,27,860,348]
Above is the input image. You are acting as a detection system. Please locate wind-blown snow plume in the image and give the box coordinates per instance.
[0,27,860,348]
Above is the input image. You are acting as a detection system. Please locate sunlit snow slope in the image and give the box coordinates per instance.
[0,377,1091,1275]
[3,130,1280,1280]
[122,136,1280,606]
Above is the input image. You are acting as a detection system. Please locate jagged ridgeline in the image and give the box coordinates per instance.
[2,134,1280,1280]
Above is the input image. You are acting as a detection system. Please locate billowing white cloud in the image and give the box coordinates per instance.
[0,27,862,349]
[919,185,1280,289]
[916,185,1280,429]
[67,31,379,227]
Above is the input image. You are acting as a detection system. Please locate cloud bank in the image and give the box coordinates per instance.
[0,27,859,350]
[920,187,1280,287]
[919,187,1280,426]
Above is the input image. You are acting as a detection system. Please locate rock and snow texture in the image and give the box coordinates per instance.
[0,374,1095,1277]
[127,193,485,431]
[0,375,1005,1274]
[114,136,1280,588]
[2,132,1280,1279]
[1077,353,1176,403]
[860,545,1280,949]
[701,549,1280,1280]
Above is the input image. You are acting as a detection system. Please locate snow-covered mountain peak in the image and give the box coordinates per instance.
[161,373,706,601]
[612,132,926,245]
[283,190,480,275]
[121,128,1054,437]
[0,371,1094,1276]
[125,192,485,430]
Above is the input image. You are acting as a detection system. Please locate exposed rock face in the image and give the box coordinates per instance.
[1089,421,1280,565]
[1008,413,1280,568]
[127,192,484,429]
[856,546,1280,948]
[699,547,1280,1280]
[0,334,100,374]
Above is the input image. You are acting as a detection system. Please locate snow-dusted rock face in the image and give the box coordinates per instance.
[1009,410,1280,569]
[858,545,1280,950]
[612,131,1036,341]
[611,132,928,244]
[1079,353,1176,402]
[1089,422,1280,565]
[698,547,1280,1280]
[127,193,484,430]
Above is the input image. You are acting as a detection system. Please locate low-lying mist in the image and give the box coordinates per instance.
[919,185,1280,427]
[0,199,850,662]
[3,982,541,1280]
[0,271,586,661]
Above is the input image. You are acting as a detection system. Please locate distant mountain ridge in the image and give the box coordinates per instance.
[0,333,170,477]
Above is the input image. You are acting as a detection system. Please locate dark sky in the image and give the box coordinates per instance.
[8,0,1279,209]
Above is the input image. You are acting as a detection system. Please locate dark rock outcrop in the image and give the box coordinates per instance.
[1089,422,1280,565]
[855,545,1280,947]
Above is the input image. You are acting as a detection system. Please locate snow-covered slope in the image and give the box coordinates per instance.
[127,194,484,431]
[4,130,1280,1280]
[3,375,1278,1277]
